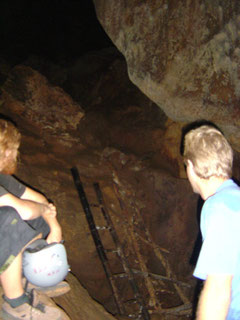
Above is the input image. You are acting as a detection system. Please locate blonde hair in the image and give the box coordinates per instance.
[183,125,233,179]
[0,119,21,164]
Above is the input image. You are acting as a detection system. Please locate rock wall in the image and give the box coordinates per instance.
[93,0,240,151]
[0,61,198,318]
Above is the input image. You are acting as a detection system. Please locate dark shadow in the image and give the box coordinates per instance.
[180,119,223,156]
[189,196,203,266]
[189,196,204,319]
[190,279,203,319]
[232,177,240,186]
[0,114,18,128]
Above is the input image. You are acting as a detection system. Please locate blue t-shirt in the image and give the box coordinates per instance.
[194,179,240,320]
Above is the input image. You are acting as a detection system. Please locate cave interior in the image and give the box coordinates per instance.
[0,1,239,320]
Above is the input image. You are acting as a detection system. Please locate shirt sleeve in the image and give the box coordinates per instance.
[0,185,9,197]
[194,200,240,280]
[0,174,26,198]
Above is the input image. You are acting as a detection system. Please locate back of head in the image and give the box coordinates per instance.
[183,125,233,179]
[0,118,21,174]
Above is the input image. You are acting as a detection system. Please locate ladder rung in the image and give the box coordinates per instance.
[104,249,118,253]
[96,226,109,230]
[112,273,129,278]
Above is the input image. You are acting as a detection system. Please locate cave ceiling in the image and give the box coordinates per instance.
[93,0,240,151]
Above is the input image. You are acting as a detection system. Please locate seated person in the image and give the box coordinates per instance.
[0,118,69,320]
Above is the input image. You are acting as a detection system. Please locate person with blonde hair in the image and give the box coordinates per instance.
[183,123,240,320]
[0,118,68,319]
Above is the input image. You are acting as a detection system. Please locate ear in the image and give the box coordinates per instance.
[187,160,193,169]
[187,160,196,176]
[5,149,11,157]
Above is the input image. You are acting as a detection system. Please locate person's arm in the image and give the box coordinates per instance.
[0,192,54,220]
[21,186,62,244]
[0,186,62,243]
[197,274,232,320]
[21,186,51,204]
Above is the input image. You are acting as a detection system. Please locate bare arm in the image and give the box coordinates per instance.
[0,186,62,243]
[197,274,232,320]
[21,187,62,243]
[0,192,53,220]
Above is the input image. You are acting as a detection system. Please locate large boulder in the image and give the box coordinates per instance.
[93,0,240,150]
[1,65,84,139]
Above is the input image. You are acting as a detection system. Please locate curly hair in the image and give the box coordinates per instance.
[183,125,233,179]
[0,119,21,174]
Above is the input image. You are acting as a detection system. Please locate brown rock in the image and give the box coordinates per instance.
[93,0,240,150]
[2,65,84,137]
[53,273,117,320]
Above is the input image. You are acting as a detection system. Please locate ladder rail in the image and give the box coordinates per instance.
[93,182,151,320]
[71,166,192,318]
[71,167,125,315]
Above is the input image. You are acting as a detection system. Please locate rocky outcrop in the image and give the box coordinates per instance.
[93,0,240,151]
[1,65,84,138]
[53,273,117,320]
[0,63,198,318]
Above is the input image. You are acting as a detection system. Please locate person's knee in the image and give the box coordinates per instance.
[0,206,21,222]
[27,217,50,239]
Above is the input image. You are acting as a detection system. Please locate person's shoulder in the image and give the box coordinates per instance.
[0,173,11,183]
[212,179,240,199]
[218,180,240,201]
[205,180,240,221]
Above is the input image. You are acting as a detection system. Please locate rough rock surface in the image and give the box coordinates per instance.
[1,65,84,137]
[53,273,116,320]
[0,60,199,318]
[93,0,240,151]
[1,2,240,317]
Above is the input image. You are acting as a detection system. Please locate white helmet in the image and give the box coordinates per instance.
[22,239,70,287]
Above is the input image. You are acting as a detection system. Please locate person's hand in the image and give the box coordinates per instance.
[45,203,57,217]
[46,225,62,244]
[40,203,57,218]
